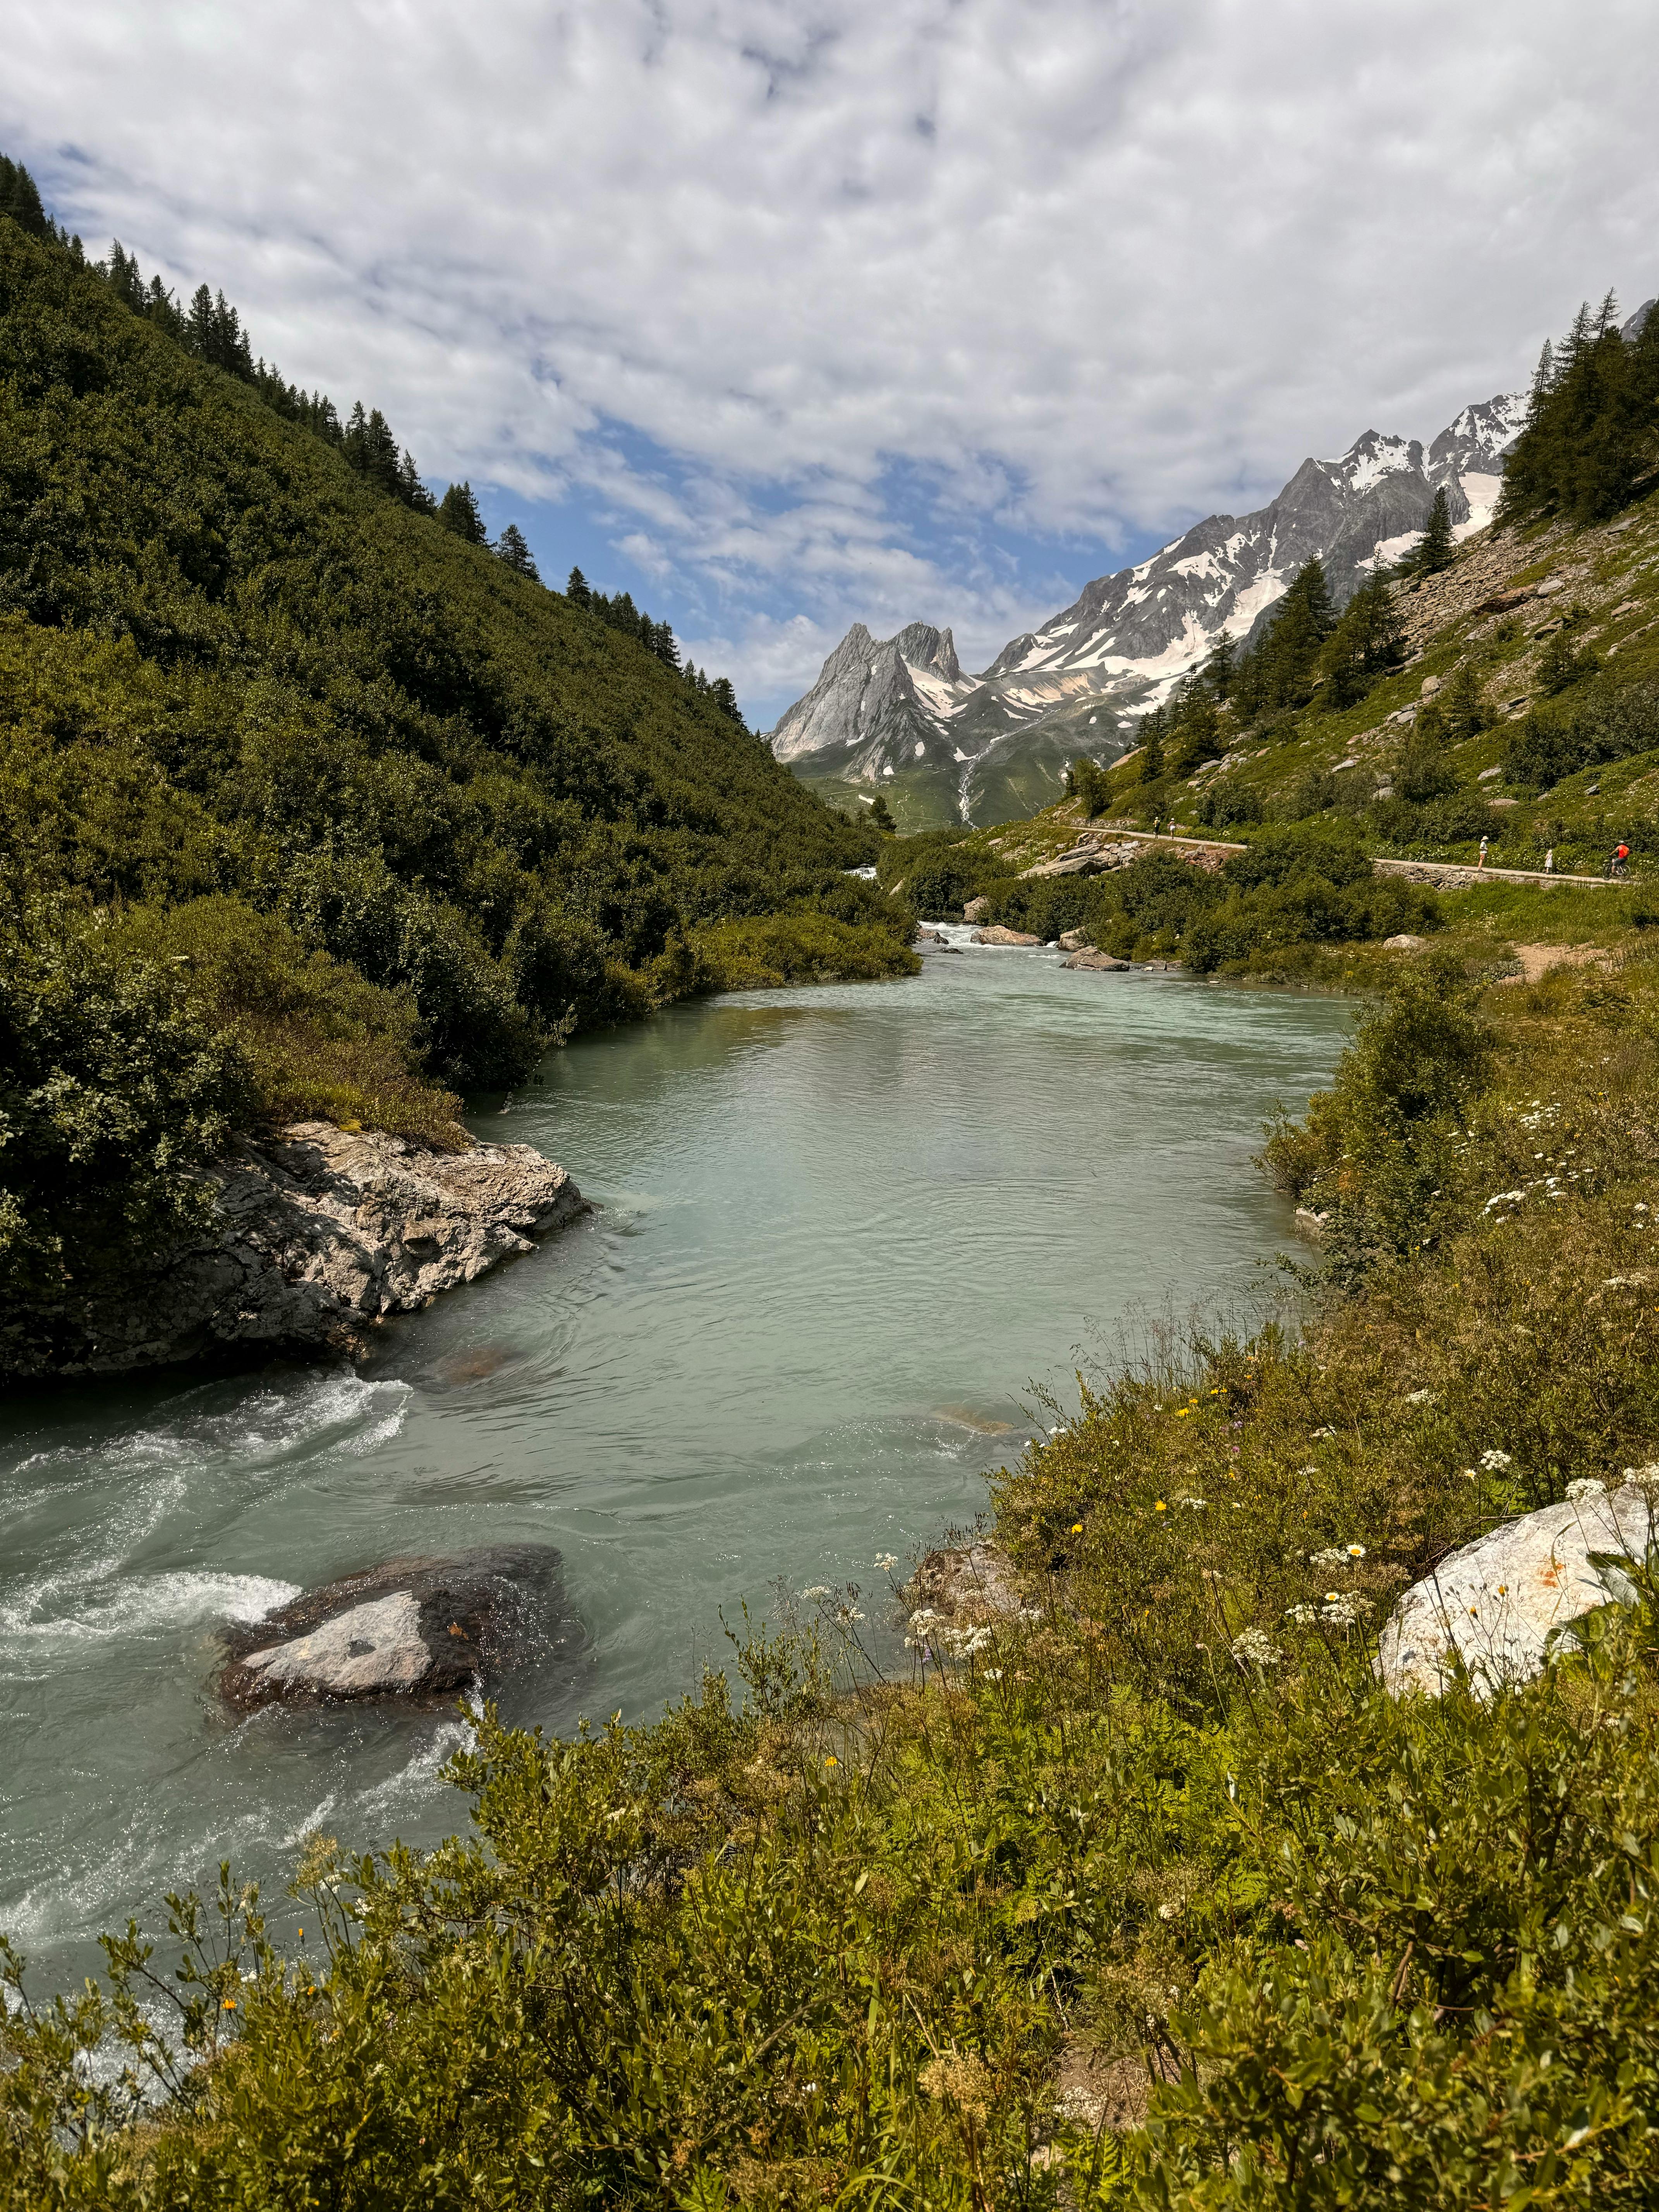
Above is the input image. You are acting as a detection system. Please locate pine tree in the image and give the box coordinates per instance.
[185,283,215,359]
[1409,487,1455,576]
[1201,627,1236,702]
[1400,699,1457,801]
[650,618,680,671]
[868,791,896,833]
[0,154,48,237]
[1443,661,1487,742]
[437,481,488,544]
[1256,560,1335,709]
[1319,574,1405,707]
[708,675,744,727]
[396,449,436,515]
[1138,706,1165,783]
[566,566,592,608]
[494,523,539,579]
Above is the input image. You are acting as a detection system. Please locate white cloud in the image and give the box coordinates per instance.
[6,0,1658,718]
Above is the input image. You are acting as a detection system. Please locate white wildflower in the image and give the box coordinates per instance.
[1405,1389,1435,1406]
[801,1585,832,1601]
[1479,1449,1513,1473]
[1565,1478,1607,1501]
[1285,1604,1317,1625]
[1309,1547,1349,1571]
[872,1553,899,1573]
[1346,1543,1367,1559]
[1321,1592,1375,1628]
[907,1608,943,1634]
[1177,1496,1207,1510]
[1230,1628,1283,1668]
[983,1668,1003,1682]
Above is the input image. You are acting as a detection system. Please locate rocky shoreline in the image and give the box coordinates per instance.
[7,1121,586,1382]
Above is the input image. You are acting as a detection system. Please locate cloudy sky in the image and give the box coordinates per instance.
[7,1,1657,723]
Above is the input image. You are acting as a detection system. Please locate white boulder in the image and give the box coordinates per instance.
[1378,1477,1657,1697]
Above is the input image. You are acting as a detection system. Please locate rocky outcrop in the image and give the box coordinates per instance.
[11,1122,586,1380]
[220,1546,578,1713]
[1377,1476,1657,1697]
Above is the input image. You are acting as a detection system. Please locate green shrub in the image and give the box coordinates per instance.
[0,907,251,1350]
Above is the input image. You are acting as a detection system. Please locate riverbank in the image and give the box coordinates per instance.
[6,898,1657,2206]
[0,1120,585,1381]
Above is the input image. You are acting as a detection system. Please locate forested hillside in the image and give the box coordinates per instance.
[0,173,908,1355]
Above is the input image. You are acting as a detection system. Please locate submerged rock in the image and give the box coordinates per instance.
[1377,1476,1657,1697]
[220,1545,577,1713]
[9,1122,586,1379]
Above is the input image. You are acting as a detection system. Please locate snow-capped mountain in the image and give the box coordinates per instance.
[769,621,977,776]
[769,386,1528,818]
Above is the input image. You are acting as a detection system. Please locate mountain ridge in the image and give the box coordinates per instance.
[772,384,1533,823]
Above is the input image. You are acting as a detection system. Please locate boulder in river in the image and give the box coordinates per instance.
[220,1545,578,1713]
[1063,949,1130,971]
[971,926,1042,946]
[7,1121,586,1380]
[1377,1476,1656,1698]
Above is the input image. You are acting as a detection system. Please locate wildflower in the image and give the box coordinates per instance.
[801,1585,832,1600]
[222,1999,237,2011]
[1154,1500,1168,1513]
[1285,1604,1317,1625]
[1405,1388,1434,1406]
[1479,1449,1513,1472]
[1346,1543,1367,1559]
[1230,1628,1282,1668]
[873,1553,898,1572]
[983,1668,1003,1681]
[1174,1408,1189,1419]
[1309,1547,1349,1571]
[824,1755,838,1767]
[1070,1522,1083,1533]
[1565,1478,1607,1501]
[1321,1592,1374,1627]
[837,1605,866,1623]
[1177,1496,1207,1510]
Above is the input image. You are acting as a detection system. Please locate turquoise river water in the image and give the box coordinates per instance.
[0,941,1354,1991]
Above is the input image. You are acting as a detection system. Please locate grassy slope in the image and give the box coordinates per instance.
[7,564,1659,2203]
[0,218,919,1359]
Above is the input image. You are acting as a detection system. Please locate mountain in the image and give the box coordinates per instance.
[773,388,1528,826]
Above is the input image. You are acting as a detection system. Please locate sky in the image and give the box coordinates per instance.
[7,0,1659,727]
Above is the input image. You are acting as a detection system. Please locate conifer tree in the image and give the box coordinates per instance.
[1319,574,1405,708]
[1201,627,1236,702]
[1400,699,1457,801]
[0,154,48,237]
[1255,559,1335,709]
[708,675,744,727]
[1443,661,1487,743]
[1138,706,1165,783]
[1409,487,1455,575]
[494,523,539,579]
[868,791,896,833]
[650,618,680,670]
[437,481,488,544]
[566,566,592,608]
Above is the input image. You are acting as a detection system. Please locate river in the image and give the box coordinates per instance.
[0,943,1354,1991]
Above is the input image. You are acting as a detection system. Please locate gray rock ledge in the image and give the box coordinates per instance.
[219,1545,579,1714]
[12,1121,586,1379]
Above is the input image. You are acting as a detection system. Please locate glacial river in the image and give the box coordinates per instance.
[0,941,1354,1991]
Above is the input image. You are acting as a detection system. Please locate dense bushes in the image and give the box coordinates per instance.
[0,910,250,1326]
[1503,673,1659,793]
[974,825,1439,972]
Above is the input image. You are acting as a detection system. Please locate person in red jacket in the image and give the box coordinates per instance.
[1609,841,1632,879]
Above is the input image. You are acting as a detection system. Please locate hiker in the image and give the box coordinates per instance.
[1544,848,1554,874]
[1609,840,1632,879]
[1478,835,1489,871]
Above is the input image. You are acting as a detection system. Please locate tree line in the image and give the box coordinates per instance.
[1,148,749,722]
[1499,291,1659,526]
